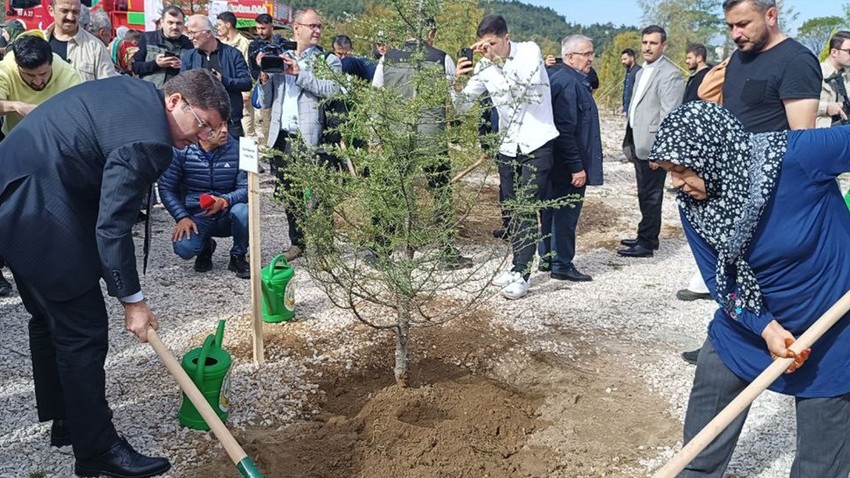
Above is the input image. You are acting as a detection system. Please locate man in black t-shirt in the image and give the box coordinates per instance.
[683,43,711,103]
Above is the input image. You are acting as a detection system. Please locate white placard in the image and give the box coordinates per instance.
[239,136,259,174]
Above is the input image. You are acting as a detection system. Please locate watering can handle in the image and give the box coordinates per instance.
[214,320,226,349]
[194,334,215,386]
[269,254,289,271]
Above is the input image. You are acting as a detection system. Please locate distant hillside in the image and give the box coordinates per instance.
[290,0,637,53]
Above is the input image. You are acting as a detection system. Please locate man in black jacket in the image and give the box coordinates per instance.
[131,5,193,88]
[0,70,229,478]
[182,14,251,138]
[540,35,604,282]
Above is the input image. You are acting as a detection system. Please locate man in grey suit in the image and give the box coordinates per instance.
[0,70,229,478]
[257,7,340,261]
[620,25,684,257]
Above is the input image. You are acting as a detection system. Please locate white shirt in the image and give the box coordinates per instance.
[628,57,660,127]
[453,41,558,157]
[280,50,309,132]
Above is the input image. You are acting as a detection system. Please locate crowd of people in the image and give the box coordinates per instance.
[0,0,849,476]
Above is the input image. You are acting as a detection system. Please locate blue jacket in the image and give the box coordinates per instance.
[548,65,603,186]
[158,136,248,222]
[181,41,252,123]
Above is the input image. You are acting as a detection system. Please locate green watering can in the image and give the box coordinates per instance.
[845,190,850,210]
[261,254,295,323]
[178,320,232,430]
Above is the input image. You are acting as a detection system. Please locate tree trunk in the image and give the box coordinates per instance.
[394,304,411,387]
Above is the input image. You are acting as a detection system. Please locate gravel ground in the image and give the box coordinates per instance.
[0,114,842,477]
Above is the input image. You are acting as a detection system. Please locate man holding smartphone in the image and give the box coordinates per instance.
[132,5,193,88]
[453,14,558,300]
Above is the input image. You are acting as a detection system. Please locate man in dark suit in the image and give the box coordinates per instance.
[540,34,603,282]
[0,70,229,478]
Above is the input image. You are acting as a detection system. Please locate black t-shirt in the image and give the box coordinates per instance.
[683,66,711,103]
[723,38,821,133]
[49,36,69,62]
[201,49,221,74]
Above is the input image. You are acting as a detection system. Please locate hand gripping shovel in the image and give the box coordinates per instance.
[653,289,850,478]
[148,328,264,477]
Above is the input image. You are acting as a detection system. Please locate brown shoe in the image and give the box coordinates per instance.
[284,245,302,261]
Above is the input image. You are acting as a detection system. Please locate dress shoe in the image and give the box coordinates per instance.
[551,266,592,282]
[681,348,701,365]
[75,436,170,478]
[50,419,71,447]
[228,254,250,279]
[0,273,12,297]
[617,244,654,258]
[284,245,303,261]
[676,289,712,301]
[193,239,216,273]
[620,238,638,247]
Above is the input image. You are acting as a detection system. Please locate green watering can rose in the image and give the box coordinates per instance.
[261,254,295,323]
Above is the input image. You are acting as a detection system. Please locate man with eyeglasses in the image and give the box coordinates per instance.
[618,25,683,259]
[182,14,252,138]
[256,7,341,261]
[817,31,850,128]
[132,5,193,88]
[0,69,229,478]
[44,0,117,81]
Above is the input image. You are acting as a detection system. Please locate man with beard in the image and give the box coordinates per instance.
[621,48,640,116]
[679,0,821,365]
[816,31,850,128]
[683,43,711,103]
[44,0,116,81]
[132,5,193,88]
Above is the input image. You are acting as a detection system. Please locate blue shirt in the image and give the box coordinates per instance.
[685,126,850,398]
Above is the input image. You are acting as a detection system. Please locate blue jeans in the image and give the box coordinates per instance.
[680,339,850,477]
[538,181,585,273]
[173,203,249,258]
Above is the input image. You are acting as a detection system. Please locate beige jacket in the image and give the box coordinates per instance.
[221,33,251,66]
[44,24,117,82]
[817,60,850,128]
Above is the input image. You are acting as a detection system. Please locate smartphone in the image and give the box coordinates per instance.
[554,57,563,65]
[163,51,178,58]
[459,47,473,62]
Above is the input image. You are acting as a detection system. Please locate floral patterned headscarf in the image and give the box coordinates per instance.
[648,101,787,318]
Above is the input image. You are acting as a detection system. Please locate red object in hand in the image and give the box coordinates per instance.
[199,194,216,210]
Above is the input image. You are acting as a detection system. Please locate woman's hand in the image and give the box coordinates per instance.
[761,320,811,374]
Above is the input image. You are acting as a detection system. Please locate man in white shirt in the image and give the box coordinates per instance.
[454,14,558,300]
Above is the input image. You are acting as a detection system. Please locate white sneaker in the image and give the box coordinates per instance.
[492,270,520,288]
[501,275,529,300]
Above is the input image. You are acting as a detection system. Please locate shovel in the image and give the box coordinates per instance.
[148,328,264,478]
[653,289,850,478]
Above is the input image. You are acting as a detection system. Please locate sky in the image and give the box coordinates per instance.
[523,0,847,34]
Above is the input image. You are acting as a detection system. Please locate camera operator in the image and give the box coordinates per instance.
[255,7,340,261]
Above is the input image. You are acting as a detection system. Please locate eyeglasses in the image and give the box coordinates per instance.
[296,22,322,30]
[569,51,595,58]
[838,48,850,54]
[185,29,209,37]
[183,100,218,139]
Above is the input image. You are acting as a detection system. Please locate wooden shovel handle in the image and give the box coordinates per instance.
[147,328,248,465]
[653,289,850,477]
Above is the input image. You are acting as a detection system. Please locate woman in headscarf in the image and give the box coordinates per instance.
[1,20,26,50]
[648,101,850,477]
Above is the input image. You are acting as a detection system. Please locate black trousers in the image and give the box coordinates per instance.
[228,119,244,139]
[497,142,553,278]
[15,276,119,460]
[633,159,666,250]
[271,133,307,248]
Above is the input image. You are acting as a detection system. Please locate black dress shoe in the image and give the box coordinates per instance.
[75,437,171,478]
[228,254,250,279]
[50,419,71,447]
[617,244,654,257]
[193,239,217,273]
[551,266,592,282]
[676,289,712,301]
[682,348,701,365]
[620,238,638,247]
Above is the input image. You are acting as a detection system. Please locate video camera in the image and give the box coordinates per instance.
[260,40,299,73]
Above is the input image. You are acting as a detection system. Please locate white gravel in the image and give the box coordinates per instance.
[0,114,812,477]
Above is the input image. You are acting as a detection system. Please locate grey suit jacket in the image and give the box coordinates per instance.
[628,56,684,160]
[258,48,341,148]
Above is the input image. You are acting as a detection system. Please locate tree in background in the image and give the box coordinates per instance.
[639,0,723,64]
[594,30,641,112]
[798,16,846,54]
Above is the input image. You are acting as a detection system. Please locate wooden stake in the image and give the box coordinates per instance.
[451,154,489,184]
[248,171,264,365]
[653,289,850,478]
[147,329,263,478]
